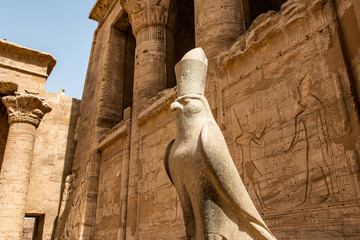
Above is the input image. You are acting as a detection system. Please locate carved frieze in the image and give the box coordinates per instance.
[89,0,117,23]
[2,94,52,127]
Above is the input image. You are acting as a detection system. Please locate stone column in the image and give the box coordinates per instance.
[194,0,247,61]
[120,1,172,237]
[194,0,249,118]
[123,0,172,109]
[0,94,51,240]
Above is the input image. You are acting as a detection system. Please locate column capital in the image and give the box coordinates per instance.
[2,94,52,127]
[121,0,171,36]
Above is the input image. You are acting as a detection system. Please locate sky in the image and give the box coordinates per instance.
[0,0,98,99]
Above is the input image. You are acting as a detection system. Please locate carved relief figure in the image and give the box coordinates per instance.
[286,73,338,205]
[165,48,276,240]
[55,175,73,240]
[233,111,272,210]
[63,174,73,201]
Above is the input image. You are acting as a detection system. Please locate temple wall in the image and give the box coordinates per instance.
[95,120,131,240]
[218,0,360,239]
[0,40,55,94]
[335,0,360,105]
[59,0,360,239]
[59,1,131,238]
[0,67,45,94]
[25,92,79,240]
[0,39,80,239]
[134,88,183,239]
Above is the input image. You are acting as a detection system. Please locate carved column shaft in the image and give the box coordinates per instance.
[128,4,172,109]
[133,25,168,107]
[0,94,51,240]
[0,122,36,239]
[194,0,248,119]
[194,0,247,61]
[120,1,172,238]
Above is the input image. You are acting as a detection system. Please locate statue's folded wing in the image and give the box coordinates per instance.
[200,120,276,240]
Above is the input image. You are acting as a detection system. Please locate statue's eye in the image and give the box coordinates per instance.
[184,98,190,104]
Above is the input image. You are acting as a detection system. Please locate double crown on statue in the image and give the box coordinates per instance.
[174,48,208,97]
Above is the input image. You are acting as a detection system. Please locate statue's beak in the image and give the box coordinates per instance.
[171,101,182,111]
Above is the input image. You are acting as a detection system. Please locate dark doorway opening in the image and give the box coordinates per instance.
[166,0,196,88]
[22,214,45,240]
[244,0,288,28]
[110,13,136,123]
[122,26,136,119]
[0,100,9,170]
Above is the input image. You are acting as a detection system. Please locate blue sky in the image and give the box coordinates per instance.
[0,1,98,99]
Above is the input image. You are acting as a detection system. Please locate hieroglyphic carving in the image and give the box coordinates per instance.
[54,175,73,240]
[284,73,339,205]
[229,67,359,211]
[61,171,82,240]
[63,174,73,201]
[351,49,360,103]
[345,150,360,201]
[315,26,333,51]
[332,73,351,135]
[233,110,273,210]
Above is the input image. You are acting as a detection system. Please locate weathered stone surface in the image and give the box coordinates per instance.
[2,94,52,127]
[28,92,80,240]
[165,48,276,240]
[0,94,51,240]
[217,1,360,238]
[0,81,18,95]
[57,0,360,239]
[0,39,80,240]
[0,39,56,94]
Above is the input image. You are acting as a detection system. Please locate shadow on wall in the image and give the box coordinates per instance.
[51,98,81,240]
[0,100,9,170]
[166,0,196,88]
[245,0,288,28]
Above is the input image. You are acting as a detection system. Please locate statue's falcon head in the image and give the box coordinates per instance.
[171,94,213,119]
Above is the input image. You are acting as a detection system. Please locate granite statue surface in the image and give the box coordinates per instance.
[164,48,277,240]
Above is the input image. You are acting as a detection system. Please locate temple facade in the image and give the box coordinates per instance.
[0,40,80,239]
[58,0,360,239]
[1,0,360,239]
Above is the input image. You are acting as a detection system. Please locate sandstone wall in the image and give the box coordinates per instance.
[27,92,80,240]
[95,120,131,239]
[0,40,55,94]
[0,39,80,240]
[129,88,184,239]
[60,0,360,239]
[217,0,360,238]
[58,1,132,238]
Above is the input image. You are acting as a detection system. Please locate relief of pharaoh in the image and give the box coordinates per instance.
[164,48,276,240]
